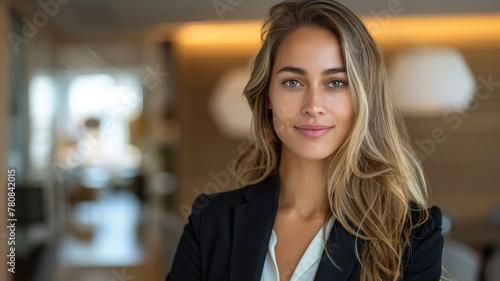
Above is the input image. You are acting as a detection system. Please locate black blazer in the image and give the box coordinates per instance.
[166,171,444,281]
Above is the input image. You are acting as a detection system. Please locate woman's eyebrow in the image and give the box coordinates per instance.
[322,67,346,75]
[276,66,307,75]
[276,66,346,75]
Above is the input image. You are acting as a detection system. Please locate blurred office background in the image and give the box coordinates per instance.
[0,0,499,280]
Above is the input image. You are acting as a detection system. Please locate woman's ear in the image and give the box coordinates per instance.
[267,99,272,109]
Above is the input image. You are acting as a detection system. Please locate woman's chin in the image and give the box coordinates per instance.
[292,150,337,162]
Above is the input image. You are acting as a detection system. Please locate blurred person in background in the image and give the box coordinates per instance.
[166,0,443,280]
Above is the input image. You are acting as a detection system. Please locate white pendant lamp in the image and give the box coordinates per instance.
[208,67,252,139]
[388,47,475,117]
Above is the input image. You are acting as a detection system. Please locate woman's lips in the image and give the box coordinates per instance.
[294,125,333,138]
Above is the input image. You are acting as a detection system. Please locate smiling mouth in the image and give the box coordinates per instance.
[294,125,333,138]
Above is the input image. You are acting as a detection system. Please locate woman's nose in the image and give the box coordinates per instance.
[301,86,325,116]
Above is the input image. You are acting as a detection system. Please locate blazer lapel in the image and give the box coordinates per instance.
[228,171,360,281]
[229,172,280,281]
[313,220,361,281]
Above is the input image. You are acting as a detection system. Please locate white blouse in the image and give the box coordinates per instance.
[260,215,335,281]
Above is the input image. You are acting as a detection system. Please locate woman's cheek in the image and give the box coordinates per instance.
[272,111,287,134]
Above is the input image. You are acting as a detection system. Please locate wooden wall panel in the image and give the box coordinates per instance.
[172,45,257,219]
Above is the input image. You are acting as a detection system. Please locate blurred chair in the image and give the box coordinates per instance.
[15,185,53,281]
[442,239,480,281]
[484,205,500,281]
[485,249,500,281]
[488,205,500,226]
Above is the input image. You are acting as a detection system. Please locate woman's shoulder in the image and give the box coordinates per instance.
[401,206,444,278]
[408,205,443,241]
[191,175,277,215]
[191,186,246,215]
[193,173,279,207]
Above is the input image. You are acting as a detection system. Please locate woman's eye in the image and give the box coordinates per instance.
[283,80,302,87]
[328,80,346,88]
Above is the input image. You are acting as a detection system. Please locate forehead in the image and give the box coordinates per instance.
[273,26,345,71]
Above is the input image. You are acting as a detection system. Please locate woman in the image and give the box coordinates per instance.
[166,0,444,280]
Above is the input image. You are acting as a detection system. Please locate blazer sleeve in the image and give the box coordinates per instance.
[166,193,207,281]
[402,206,444,281]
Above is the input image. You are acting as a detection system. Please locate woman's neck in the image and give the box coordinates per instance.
[277,146,332,221]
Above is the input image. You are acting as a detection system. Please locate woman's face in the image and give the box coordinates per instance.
[268,26,354,162]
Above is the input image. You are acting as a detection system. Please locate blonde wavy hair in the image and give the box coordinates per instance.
[233,0,430,280]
